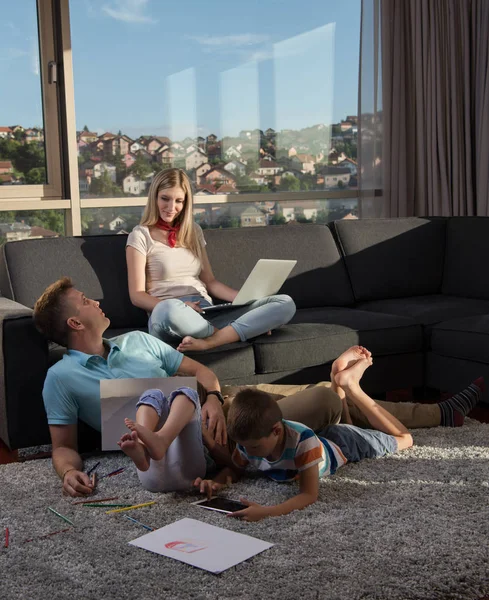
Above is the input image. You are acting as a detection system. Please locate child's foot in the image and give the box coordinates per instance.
[117,431,150,471]
[438,377,485,427]
[177,336,212,352]
[332,346,371,376]
[335,357,373,390]
[124,418,168,461]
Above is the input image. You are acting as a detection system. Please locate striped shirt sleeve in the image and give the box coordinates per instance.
[294,430,324,472]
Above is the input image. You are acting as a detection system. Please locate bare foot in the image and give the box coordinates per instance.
[331,346,371,376]
[177,336,212,352]
[124,418,168,461]
[118,431,150,471]
[335,357,373,390]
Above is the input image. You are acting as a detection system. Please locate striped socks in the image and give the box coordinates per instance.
[439,378,485,427]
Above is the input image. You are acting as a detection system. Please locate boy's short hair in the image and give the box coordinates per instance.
[227,388,283,441]
[33,277,75,346]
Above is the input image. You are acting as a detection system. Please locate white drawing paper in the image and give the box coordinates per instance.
[128,518,274,574]
[100,377,196,451]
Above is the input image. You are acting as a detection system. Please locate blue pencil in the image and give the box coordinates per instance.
[123,515,154,531]
[86,461,100,475]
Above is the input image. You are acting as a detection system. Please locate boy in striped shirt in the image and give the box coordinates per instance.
[194,353,414,521]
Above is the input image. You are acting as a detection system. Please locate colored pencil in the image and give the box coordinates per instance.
[90,472,97,487]
[72,496,118,505]
[86,461,100,475]
[101,467,126,479]
[82,504,134,508]
[123,515,155,531]
[4,527,9,548]
[105,501,156,514]
[25,528,70,543]
[47,507,75,526]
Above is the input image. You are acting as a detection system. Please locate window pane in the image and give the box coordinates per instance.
[81,198,357,236]
[0,210,65,243]
[0,1,47,186]
[70,0,360,199]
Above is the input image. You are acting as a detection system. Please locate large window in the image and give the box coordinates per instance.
[70,0,360,210]
[0,0,63,201]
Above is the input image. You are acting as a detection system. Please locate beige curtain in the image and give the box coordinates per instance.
[380,0,489,217]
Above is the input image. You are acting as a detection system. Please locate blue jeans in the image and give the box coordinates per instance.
[319,424,398,462]
[149,293,296,342]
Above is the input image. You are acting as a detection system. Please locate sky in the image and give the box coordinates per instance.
[1,0,361,140]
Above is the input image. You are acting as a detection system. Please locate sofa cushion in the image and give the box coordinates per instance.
[332,218,447,302]
[356,295,489,326]
[442,217,489,300]
[431,315,489,364]
[184,342,256,381]
[204,224,354,308]
[253,308,422,374]
[0,235,148,329]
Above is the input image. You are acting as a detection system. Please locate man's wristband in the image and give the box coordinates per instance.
[61,467,77,481]
[205,390,224,405]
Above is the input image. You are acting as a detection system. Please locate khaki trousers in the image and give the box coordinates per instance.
[221,382,441,431]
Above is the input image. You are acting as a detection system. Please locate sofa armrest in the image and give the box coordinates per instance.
[0,298,50,450]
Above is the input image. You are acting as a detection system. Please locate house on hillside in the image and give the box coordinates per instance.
[123,174,147,195]
[316,165,351,189]
[122,153,137,169]
[257,159,283,176]
[186,149,208,171]
[78,130,98,144]
[224,160,246,176]
[93,162,116,182]
[0,161,14,175]
[337,157,357,175]
[204,167,236,187]
[196,162,212,183]
[0,127,14,139]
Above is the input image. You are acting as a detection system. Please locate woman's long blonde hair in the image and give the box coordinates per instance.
[140,168,202,260]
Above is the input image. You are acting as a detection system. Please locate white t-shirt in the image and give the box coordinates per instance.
[126,224,212,303]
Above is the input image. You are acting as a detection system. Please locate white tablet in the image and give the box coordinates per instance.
[192,497,247,514]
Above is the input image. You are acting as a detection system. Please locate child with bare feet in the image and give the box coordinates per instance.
[194,350,413,521]
[118,387,208,493]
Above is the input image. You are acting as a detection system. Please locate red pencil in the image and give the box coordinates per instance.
[4,527,9,548]
[24,528,70,543]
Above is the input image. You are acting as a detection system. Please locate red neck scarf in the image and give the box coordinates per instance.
[154,218,180,248]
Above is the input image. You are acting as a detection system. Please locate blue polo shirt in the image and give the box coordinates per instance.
[42,330,184,432]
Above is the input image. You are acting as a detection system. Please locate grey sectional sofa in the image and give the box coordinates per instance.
[1,216,488,451]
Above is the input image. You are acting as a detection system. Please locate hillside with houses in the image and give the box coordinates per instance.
[0,117,361,236]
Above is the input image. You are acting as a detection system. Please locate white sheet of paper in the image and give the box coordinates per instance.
[128,518,274,574]
[100,377,196,451]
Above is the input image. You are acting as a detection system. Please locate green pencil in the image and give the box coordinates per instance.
[82,504,134,508]
[48,507,75,526]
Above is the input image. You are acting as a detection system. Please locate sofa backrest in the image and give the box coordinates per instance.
[442,217,489,300]
[203,224,355,308]
[332,217,447,302]
[0,235,147,329]
[0,224,354,325]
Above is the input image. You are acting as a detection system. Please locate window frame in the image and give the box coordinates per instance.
[0,0,64,202]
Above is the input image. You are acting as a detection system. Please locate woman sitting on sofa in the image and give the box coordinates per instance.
[126,168,296,352]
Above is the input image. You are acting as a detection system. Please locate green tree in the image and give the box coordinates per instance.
[269,214,286,225]
[337,180,345,189]
[315,209,331,224]
[83,125,89,132]
[90,171,123,197]
[25,167,46,184]
[130,154,152,180]
[278,174,300,192]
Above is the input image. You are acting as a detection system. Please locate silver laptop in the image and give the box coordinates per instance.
[202,258,297,314]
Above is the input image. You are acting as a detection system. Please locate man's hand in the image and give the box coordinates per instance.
[201,395,227,445]
[184,300,203,313]
[63,469,94,497]
[193,477,227,499]
[229,498,271,522]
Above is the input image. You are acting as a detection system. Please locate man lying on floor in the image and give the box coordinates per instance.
[33,277,484,497]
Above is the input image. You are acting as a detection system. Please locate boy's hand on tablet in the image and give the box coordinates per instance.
[193,477,225,499]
